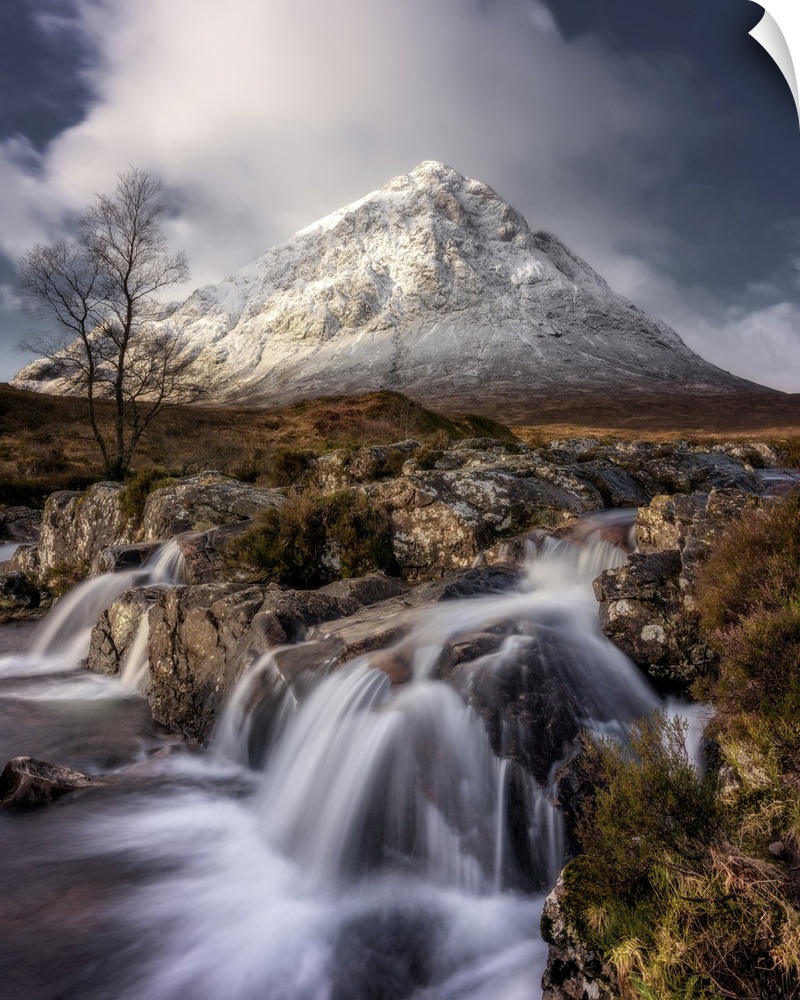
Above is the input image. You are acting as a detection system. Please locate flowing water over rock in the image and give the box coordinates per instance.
[0,517,670,999]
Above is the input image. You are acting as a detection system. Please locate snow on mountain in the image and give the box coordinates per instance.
[14,161,761,414]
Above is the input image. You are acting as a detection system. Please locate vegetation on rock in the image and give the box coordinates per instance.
[224,489,397,588]
[565,492,800,999]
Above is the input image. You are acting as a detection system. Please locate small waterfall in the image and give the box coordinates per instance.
[30,538,186,666]
[120,614,152,693]
[211,518,657,902]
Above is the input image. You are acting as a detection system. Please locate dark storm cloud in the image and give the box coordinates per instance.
[0,1,95,150]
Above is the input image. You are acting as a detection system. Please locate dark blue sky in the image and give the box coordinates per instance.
[1,0,798,389]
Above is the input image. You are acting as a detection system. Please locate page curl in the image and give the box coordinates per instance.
[750,1,799,126]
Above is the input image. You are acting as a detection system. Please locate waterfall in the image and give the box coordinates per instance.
[30,538,186,666]
[0,512,679,1000]
[120,614,152,693]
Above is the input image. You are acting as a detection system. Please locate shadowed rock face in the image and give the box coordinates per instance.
[14,161,762,413]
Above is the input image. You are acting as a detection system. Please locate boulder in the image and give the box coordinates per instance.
[0,756,91,808]
[138,472,285,541]
[313,440,421,490]
[35,482,128,580]
[372,467,595,580]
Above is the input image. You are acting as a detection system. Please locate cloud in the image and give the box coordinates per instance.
[1,0,703,277]
[2,0,799,391]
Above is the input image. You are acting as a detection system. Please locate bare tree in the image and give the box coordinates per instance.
[17,168,208,480]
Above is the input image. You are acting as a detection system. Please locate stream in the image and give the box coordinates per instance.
[0,516,671,1000]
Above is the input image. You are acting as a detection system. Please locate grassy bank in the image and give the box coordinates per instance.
[564,493,800,1000]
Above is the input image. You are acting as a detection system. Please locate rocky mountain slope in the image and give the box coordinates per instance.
[14,161,764,415]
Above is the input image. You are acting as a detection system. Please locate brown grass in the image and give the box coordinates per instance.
[2,382,798,505]
[0,384,512,503]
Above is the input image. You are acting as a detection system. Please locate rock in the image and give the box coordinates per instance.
[35,482,128,581]
[138,472,285,541]
[372,466,594,580]
[147,583,267,741]
[314,441,421,490]
[318,572,409,607]
[173,522,254,585]
[594,552,711,684]
[541,875,621,1000]
[0,572,42,612]
[140,571,409,740]
[0,506,41,542]
[87,588,160,676]
[0,756,91,808]
[595,489,764,684]
[90,542,162,575]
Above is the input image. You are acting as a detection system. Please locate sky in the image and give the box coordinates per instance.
[1,0,799,391]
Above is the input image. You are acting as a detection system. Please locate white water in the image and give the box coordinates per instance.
[0,514,682,999]
[30,538,186,667]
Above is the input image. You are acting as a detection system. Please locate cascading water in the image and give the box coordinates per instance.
[29,538,186,667]
[0,513,678,1000]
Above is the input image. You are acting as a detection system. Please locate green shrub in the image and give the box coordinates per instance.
[224,489,397,587]
[120,468,176,529]
[566,713,800,999]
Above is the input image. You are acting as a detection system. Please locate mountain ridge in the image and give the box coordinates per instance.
[14,161,768,415]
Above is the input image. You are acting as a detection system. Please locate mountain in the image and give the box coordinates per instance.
[14,161,766,418]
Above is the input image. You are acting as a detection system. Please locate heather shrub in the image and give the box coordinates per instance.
[224,489,396,587]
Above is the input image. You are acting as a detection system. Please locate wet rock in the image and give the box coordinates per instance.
[87,588,161,677]
[138,472,285,541]
[173,522,254,585]
[147,583,267,741]
[568,459,650,508]
[0,572,42,612]
[314,440,421,490]
[541,875,620,1000]
[0,756,92,808]
[0,506,41,542]
[90,542,161,575]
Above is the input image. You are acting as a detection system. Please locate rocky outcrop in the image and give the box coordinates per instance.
[373,465,596,580]
[594,489,763,684]
[86,565,521,740]
[10,473,286,588]
[138,472,285,540]
[314,441,421,491]
[34,482,128,580]
[541,876,620,1000]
